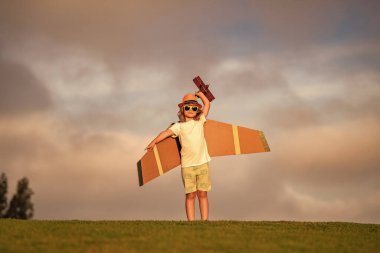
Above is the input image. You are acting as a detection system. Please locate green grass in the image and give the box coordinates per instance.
[0,220,379,253]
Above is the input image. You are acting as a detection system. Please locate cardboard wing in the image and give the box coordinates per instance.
[137,119,270,186]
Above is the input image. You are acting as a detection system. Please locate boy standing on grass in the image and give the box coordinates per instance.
[146,91,211,221]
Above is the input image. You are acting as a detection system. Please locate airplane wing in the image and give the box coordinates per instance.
[137,119,270,186]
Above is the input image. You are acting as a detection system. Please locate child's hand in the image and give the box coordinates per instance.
[145,142,155,151]
[195,91,204,97]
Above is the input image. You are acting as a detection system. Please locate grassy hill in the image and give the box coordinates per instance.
[0,220,379,253]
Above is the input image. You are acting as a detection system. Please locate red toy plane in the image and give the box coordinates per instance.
[193,76,215,102]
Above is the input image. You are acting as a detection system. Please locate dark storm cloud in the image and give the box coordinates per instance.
[0,57,52,115]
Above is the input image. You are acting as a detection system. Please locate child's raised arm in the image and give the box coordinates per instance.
[196,91,210,118]
[145,129,174,151]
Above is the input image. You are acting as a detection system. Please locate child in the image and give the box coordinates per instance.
[145,91,211,221]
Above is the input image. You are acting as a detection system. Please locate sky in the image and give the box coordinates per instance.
[0,0,379,223]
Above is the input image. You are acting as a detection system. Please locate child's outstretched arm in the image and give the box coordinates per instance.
[196,91,210,118]
[145,129,174,151]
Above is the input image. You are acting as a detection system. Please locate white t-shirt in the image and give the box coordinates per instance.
[169,114,211,168]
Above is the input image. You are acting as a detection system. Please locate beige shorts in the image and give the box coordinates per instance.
[181,162,211,194]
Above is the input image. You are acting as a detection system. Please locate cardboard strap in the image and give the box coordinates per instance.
[153,145,164,175]
[232,125,241,155]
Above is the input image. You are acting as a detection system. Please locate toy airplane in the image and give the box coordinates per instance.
[193,76,215,102]
[137,76,270,186]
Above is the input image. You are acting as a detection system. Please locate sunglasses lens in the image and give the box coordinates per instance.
[184,105,198,112]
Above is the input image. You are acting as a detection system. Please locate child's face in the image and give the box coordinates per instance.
[183,104,198,118]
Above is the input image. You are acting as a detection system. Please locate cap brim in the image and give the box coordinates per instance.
[178,102,202,108]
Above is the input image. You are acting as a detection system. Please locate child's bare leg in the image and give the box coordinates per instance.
[197,190,209,221]
[185,192,196,221]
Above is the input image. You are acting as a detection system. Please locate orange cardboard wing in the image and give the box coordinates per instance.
[137,119,270,186]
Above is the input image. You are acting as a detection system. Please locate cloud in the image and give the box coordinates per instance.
[0,0,379,222]
[0,57,52,115]
[268,117,380,197]
[0,113,158,219]
[251,1,342,43]
[282,184,380,223]
[0,0,361,67]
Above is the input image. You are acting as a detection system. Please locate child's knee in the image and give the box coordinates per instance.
[197,190,207,199]
[186,192,196,200]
